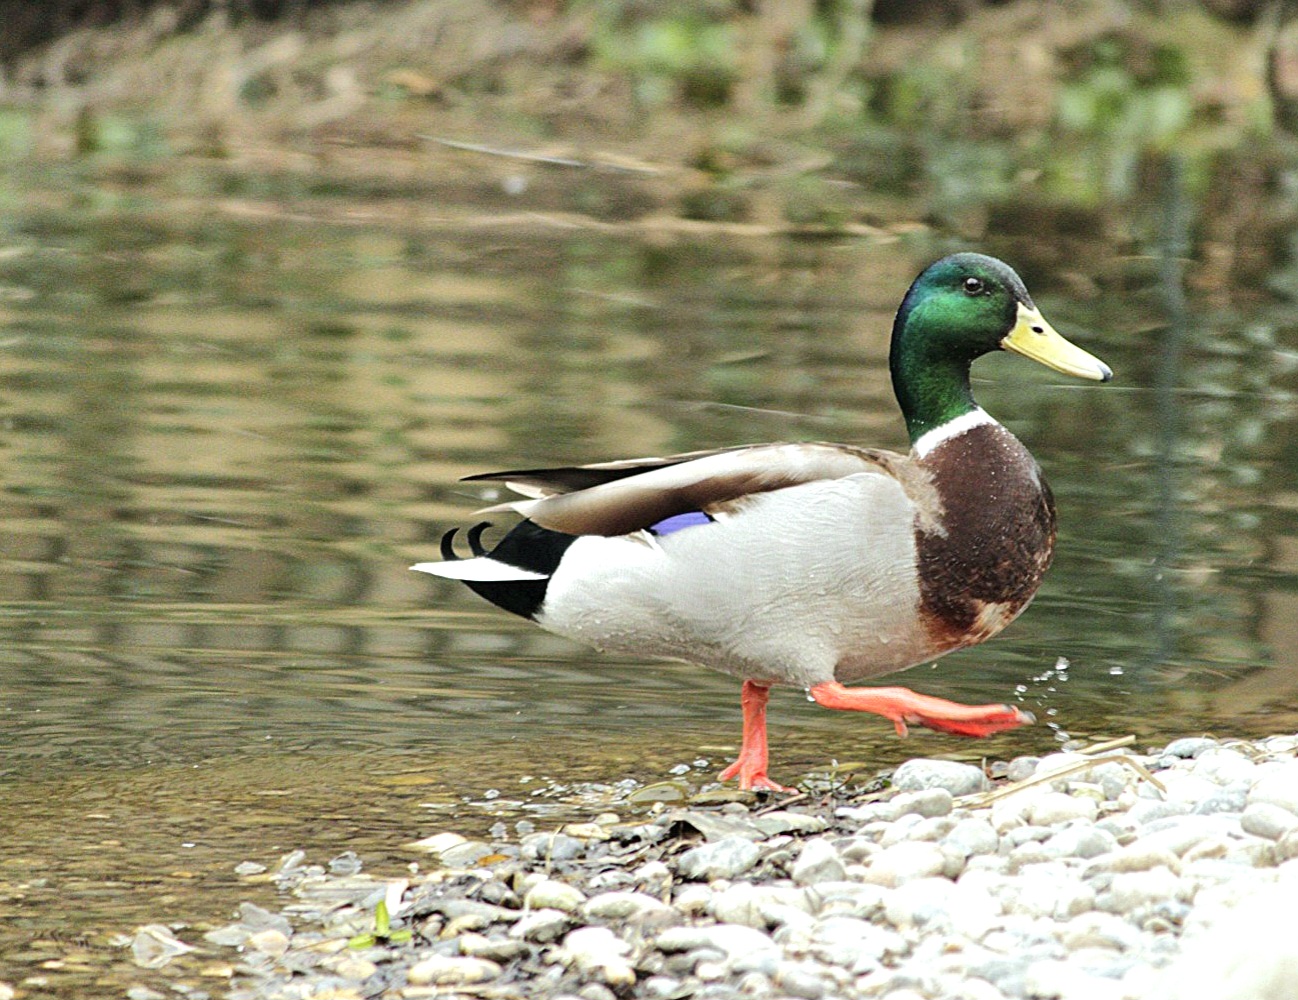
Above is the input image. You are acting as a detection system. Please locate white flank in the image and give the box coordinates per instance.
[410,559,548,582]
[912,407,997,459]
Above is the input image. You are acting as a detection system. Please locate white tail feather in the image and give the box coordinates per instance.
[411,559,548,582]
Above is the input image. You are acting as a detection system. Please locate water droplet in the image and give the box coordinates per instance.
[1108,665,1124,676]
[1014,684,1028,694]
[668,763,690,776]
[484,788,500,800]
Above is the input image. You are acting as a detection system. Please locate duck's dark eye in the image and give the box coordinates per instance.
[962,277,985,296]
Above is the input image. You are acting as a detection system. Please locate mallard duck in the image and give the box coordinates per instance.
[414,253,1111,791]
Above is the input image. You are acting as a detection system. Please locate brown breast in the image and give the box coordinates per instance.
[914,422,1057,652]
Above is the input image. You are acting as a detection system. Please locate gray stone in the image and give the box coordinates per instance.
[804,880,888,918]
[806,914,898,970]
[1042,824,1117,860]
[1136,814,1240,857]
[883,876,958,929]
[774,962,827,999]
[1193,748,1257,786]
[1027,791,1099,826]
[1097,866,1186,912]
[558,926,636,987]
[892,788,954,818]
[458,933,529,962]
[1003,824,1053,848]
[942,817,999,858]
[520,832,586,862]
[642,977,684,999]
[892,759,990,797]
[790,838,846,886]
[407,955,501,986]
[678,836,761,881]
[1002,867,1096,919]
[439,840,498,868]
[657,923,778,961]
[753,811,829,836]
[863,841,948,886]
[1087,845,1183,876]
[1248,762,1298,817]
[1129,799,1192,825]
[524,879,586,913]
[1006,756,1041,782]
[1163,737,1218,759]
[711,883,812,930]
[1192,784,1248,815]
[1060,911,1145,951]
[1241,803,1298,841]
[509,908,570,942]
[582,890,675,923]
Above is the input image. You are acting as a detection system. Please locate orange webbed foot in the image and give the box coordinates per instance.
[809,681,1034,738]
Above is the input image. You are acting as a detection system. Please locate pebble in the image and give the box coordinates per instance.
[1028,791,1099,826]
[1241,802,1298,840]
[510,907,571,942]
[201,733,1298,1000]
[791,838,847,885]
[582,890,675,924]
[558,926,636,986]
[406,955,501,985]
[1247,760,1298,815]
[1163,736,1219,759]
[861,840,947,886]
[245,928,290,957]
[678,835,760,881]
[525,878,588,913]
[891,758,990,796]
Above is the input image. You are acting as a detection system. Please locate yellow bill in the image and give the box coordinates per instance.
[1002,302,1112,382]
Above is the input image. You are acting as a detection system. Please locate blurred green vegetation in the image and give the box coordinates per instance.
[0,0,1289,266]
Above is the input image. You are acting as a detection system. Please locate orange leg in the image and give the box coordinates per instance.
[808,681,1033,737]
[717,680,796,793]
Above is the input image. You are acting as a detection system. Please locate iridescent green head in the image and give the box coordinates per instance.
[889,253,1111,444]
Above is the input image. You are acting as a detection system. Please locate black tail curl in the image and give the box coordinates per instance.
[436,518,579,620]
[439,521,493,561]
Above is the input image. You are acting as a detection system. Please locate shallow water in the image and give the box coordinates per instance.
[3,166,1298,992]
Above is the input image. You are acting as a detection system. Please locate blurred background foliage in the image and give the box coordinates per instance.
[0,0,1294,289]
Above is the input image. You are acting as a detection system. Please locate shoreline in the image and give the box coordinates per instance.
[123,732,1298,1000]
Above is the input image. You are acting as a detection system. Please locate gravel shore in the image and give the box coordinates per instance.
[134,734,1298,1000]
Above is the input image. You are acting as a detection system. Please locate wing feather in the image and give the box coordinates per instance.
[469,442,908,537]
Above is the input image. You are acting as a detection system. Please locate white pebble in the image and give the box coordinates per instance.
[557,926,635,987]
[861,841,948,887]
[1235,800,1298,836]
[1193,748,1257,786]
[678,836,761,881]
[524,878,587,913]
[791,838,847,885]
[892,758,990,796]
[942,817,999,858]
[407,955,501,986]
[1098,865,1186,912]
[582,890,675,923]
[1028,791,1098,827]
[656,922,777,960]
[1247,761,1298,817]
